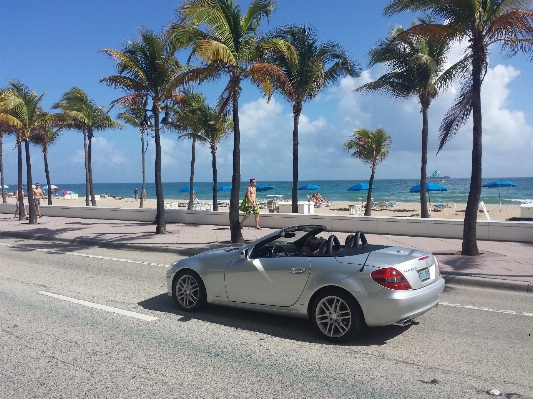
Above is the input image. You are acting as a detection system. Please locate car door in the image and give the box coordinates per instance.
[225,255,310,307]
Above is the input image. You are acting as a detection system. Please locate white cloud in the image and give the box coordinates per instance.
[239,98,285,137]
[160,135,178,169]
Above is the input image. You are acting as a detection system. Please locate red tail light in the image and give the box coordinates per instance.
[371,267,412,290]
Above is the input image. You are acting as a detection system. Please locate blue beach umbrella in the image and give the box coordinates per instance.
[347,183,375,191]
[179,185,199,193]
[217,185,232,192]
[348,183,376,204]
[298,184,321,191]
[482,180,516,209]
[256,184,275,192]
[410,183,447,204]
[217,185,232,198]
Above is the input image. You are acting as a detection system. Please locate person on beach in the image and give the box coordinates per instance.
[133,187,139,200]
[33,183,44,217]
[142,189,146,200]
[239,178,260,229]
[14,185,27,219]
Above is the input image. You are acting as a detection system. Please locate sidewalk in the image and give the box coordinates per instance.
[1,214,531,293]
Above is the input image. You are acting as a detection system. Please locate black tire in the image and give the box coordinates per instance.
[173,270,206,311]
[310,289,364,342]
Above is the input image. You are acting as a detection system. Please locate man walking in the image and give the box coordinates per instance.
[133,187,139,200]
[33,183,44,217]
[239,178,260,229]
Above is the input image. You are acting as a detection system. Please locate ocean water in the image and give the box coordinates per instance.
[39,177,533,206]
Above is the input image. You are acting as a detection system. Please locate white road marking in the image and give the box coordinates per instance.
[440,301,533,317]
[0,242,171,267]
[38,291,158,321]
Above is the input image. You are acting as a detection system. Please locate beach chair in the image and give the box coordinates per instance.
[432,203,445,212]
[374,201,389,210]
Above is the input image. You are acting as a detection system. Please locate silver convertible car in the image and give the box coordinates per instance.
[166,225,445,342]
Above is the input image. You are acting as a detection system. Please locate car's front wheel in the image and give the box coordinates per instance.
[173,270,206,311]
[310,290,364,342]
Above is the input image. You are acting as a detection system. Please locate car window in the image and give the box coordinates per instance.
[249,226,324,259]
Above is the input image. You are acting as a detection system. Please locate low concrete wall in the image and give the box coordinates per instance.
[2,203,532,243]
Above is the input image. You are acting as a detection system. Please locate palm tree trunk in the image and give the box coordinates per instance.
[24,139,36,224]
[292,104,301,213]
[420,103,429,218]
[212,145,218,211]
[17,139,24,220]
[0,134,6,204]
[83,131,90,206]
[462,47,483,256]
[88,131,96,206]
[43,144,52,205]
[140,129,146,209]
[188,137,196,210]
[365,163,377,217]
[230,78,243,243]
[153,104,166,234]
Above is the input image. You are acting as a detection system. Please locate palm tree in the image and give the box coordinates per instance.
[272,25,360,213]
[30,113,62,205]
[384,0,533,255]
[100,29,185,234]
[357,18,453,218]
[167,0,295,243]
[344,128,391,216]
[117,102,152,209]
[197,102,232,211]
[171,90,208,210]
[174,93,233,211]
[53,88,122,207]
[0,80,48,223]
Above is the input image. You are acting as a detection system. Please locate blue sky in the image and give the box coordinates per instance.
[1,0,532,185]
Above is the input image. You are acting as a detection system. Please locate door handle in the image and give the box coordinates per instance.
[290,267,306,274]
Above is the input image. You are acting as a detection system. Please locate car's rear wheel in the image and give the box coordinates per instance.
[311,290,364,342]
[173,270,206,311]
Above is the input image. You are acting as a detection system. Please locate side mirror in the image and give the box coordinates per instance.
[239,249,249,260]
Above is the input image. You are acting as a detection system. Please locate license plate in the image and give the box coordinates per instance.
[418,267,430,281]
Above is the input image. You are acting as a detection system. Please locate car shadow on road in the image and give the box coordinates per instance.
[138,293,411,346]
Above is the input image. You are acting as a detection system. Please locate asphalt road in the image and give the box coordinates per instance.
[1,237,532,399]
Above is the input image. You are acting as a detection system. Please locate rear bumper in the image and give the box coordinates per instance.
[361,277,445,327]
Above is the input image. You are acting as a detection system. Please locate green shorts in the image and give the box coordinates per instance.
[239,197,259,216]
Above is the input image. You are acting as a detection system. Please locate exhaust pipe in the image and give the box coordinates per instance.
[395,318,413,326]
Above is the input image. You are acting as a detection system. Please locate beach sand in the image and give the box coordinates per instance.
[3,196,522,221]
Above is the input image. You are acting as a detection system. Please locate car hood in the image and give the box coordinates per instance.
[194,246,244,259]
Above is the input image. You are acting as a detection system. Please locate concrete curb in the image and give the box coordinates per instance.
[443,274,532,294]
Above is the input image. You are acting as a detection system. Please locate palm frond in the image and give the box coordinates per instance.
[246,63,293,99]
[438,77,474,151]
[195,39,236,64]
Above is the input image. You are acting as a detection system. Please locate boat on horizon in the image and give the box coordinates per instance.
[427,170,450,179]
